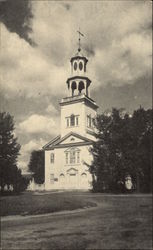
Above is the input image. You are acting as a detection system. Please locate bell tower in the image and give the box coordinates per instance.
[67,30,91,97]
[60,31,98,139]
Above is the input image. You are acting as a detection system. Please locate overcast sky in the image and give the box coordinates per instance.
[0,0,152,172]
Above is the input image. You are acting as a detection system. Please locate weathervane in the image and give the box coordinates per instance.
[77,28,84,52]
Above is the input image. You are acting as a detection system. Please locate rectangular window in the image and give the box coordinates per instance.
[65,152,68,164]
[89,116,92,127]
[50,174,54,184]
[87,116,89,127]
[70,150,75,164]
[67,115,79,127]
[76,116,78,126]
[66,118,69,127]
[87,115,92,128]
[77,151,80,163]
[92,118,95,127]
[70,115,75,126]
[50,153,54,163]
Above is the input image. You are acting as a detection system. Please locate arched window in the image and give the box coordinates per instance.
[74,62,77,71]
[72,81,77,90]
[78,81,84,93]
[79,62,83,70]
[65,148,81,165]
[72,81,77,96]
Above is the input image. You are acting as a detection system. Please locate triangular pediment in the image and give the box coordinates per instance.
[60,135,84,144]
[58,132,93,145]
[43,132,93,150]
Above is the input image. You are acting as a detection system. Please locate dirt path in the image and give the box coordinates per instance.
[1,194,152,250]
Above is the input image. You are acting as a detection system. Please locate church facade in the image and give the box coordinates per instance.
[43,45,98,190]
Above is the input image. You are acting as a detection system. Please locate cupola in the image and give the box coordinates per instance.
[66,30,91,97]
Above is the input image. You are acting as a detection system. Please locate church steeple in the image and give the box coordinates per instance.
[66,30,91,97]
[77,28,84,53]
[60,32,98,139]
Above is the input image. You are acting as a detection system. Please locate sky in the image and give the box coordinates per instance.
[0,0,152,173]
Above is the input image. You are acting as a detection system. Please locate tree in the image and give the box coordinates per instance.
[28,150,44,184]
[90,108,152,193]
[130,108,152,192]
[12,167,29,193]
[0,112,21,192]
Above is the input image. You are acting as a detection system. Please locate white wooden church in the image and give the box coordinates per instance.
[43,38,98,190]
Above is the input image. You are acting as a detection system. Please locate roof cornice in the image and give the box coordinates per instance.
[70,56,88,64]
[66,76,91,84]
[42,135,60,150]
[45,141,93,150]
[60,94,99,109]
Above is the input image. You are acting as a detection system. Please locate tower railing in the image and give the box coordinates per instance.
[60,93,97,105]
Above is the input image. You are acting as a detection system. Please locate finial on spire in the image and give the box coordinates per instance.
[77,28,84,52]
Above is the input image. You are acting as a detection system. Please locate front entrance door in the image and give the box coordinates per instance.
[67,168,78,189]
[69,173,78,189]
[59,174,65,189]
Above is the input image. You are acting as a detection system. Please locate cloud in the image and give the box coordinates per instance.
[18,114,59,135]
[0,24,68,99]
[0,0,35,45]
[18,138,47,171]
[31,1,75,64]
[1,1,152,172]
[88,29,151,88]
[93,74,152,113]
[21,138,46,154]
[1,1,151,101]
[45,104,58,115]
[17,160,27,171]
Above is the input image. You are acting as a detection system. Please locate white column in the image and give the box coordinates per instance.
[85,81,87,95]
[69,82,72,96]
[76,81,79,95]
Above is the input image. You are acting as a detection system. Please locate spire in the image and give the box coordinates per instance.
[77,28,84,53]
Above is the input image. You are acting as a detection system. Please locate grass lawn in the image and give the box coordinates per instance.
[1,192,152,249]
[0,191,96,216]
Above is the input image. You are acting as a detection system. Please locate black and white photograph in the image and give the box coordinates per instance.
[0,0,152,249]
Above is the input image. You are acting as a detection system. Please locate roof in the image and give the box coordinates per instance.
[43,132,94,150]
[42,135,61,149]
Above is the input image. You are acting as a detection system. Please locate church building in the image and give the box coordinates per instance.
[43,37,98,190]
